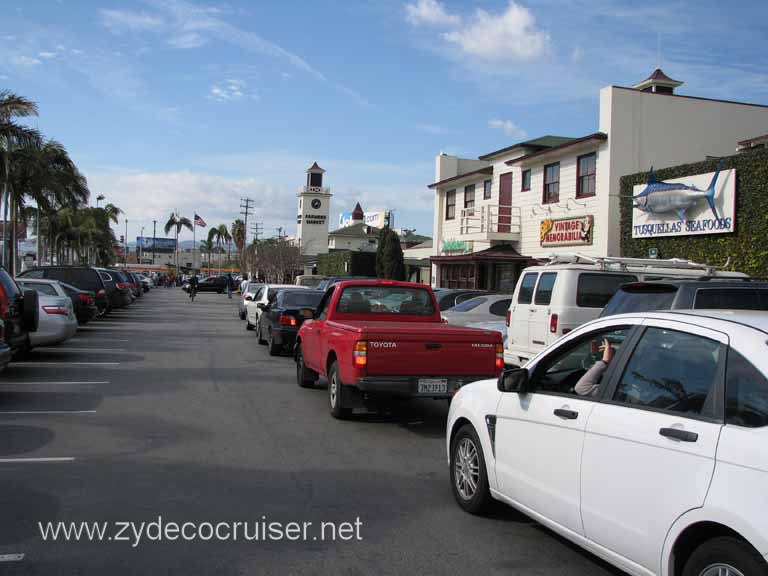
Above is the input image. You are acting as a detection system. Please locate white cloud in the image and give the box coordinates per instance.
[488,118,527,139]
[207,78,256,102]
[404,0,461,27]
[167,31,206,49]
[443,1,549,62]
[101,9,164,33]
[13,55,41,67]
[38,51,57,59]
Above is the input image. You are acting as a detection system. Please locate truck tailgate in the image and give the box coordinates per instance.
[360,322,499,376]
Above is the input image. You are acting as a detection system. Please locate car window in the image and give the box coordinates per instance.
[317,288,335,320]
[451,297,487,312]
[21,269,45,279]
[531,327,632,397]
[99,272,113,282]
[601,284,677,317]
[284,291,324,308]
[613,327,721,418]
[337,286,435,315]
[726,348,768,428]
[20,282,58,296]
[577,273,638,308]
[455,292,480,305]
[694,288,768,310]
[517,273,538,304]
[534,273,557,305]
[489,299,512,317]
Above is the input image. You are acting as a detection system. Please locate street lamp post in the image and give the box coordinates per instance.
[140,226,145,264]
[152,220,156,265]
[124,218,128,266]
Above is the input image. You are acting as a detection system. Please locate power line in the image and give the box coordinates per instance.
[249,222,263,241]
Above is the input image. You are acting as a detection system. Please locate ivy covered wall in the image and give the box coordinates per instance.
[620,148,768,277]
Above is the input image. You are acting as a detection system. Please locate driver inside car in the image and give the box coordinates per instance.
[575,338,615,396]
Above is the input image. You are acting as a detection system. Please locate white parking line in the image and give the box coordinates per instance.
[0,458,74,464]
[0,553,25,562]
[70,338,129,342]
[0,381,108,385]
[9,362,120,367]
[0,410,96,415]
[33,348,126,352]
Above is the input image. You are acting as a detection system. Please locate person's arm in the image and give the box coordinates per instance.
[574,360,608,396]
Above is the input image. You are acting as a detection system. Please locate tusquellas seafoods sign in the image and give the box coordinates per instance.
[631,163,736,238]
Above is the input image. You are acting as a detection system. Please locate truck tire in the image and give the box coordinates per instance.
[328,361,352,419]
[682,537,768,576]
[450,424,494,515]
[295,345,318,388]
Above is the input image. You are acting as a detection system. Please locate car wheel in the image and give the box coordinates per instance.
[239,309,246,320]
[450,424,494,515]
[328,361,351,419]
[245,318,254,331]
[256,321,267,345]
[296,345,318,388]
[683,537,768,576]
[267,330,281,356]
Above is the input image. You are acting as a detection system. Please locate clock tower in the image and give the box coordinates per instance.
[296,161,331,259]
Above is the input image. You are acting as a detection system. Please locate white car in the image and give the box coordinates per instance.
[239,282,263,320]
[245,284,304,337]
[448,310,768,576]
[17,279,78,347]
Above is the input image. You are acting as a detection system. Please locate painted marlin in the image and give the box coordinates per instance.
[633,161,723,222]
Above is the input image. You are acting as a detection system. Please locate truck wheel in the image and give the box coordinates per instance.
[328,361,352,419]
[450,424,494,515]
[683,537,768,576]
[267,330,281,356]
[295,345,318,388]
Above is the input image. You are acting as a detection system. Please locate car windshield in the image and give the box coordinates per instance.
[601,285,678,316]
[20,281,58,296]
[283,291,324,308]
[449,296,487,312]
[337,286,435,315]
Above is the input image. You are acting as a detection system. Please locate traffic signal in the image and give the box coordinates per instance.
[120,235,125,243]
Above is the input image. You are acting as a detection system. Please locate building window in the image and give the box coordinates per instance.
[445,189,456,220]
[543,162,560,204]
[521,169,531,191]
[483,179,492,200]
[577,153,597,198]
[440,264,476,289]
[464,184,475,215]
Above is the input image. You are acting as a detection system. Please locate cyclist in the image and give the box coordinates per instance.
[188,274,199,301]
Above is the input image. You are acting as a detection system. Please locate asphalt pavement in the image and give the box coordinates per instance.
[0,288,623,575]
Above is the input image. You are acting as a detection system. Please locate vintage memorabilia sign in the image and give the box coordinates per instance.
[631,166,736,238]
[540,216,594,247]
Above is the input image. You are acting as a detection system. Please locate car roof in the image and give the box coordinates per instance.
[596,309,768,335]
[619,279,768,289]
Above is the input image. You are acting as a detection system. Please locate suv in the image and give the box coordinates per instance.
[504,254,746,366]
[0,266,39,357]
[448,310,768,576]
[19,265,110,315]
[601,279,768,317]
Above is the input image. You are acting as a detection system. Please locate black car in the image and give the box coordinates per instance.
[0,266,38,358]
[257,289,324,355]
[95,268,132,309]
[432,289,493,311]
[124,271,143,299]
[107,269,135,305]
[600,278,768,317]
[19,265,110,315]
[59,281,99,325]
[184,276,228,293]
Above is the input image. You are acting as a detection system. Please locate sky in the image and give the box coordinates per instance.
[1,0,767,244]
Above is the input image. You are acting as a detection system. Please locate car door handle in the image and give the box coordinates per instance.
[554,408,578,420]
[659,427,698,442]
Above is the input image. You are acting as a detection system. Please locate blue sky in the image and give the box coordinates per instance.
[1,0,766,243]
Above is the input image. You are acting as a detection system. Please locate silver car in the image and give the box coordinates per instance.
[441,294,513,326]
[17,279,78,347]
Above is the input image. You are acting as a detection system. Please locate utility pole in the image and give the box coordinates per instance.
[249,222,263,242]
[275,226,283,240]
[152,220,157,265]
[124,219,128,266]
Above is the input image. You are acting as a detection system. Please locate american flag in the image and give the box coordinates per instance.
[194,213,206,227]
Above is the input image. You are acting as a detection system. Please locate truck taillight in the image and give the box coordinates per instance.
[495,343,504,370]
[279,314,297,327]
[353,340,368,368]
[549,313,559,334]
[505,309,511,327]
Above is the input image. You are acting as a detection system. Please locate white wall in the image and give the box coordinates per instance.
[296,190,331,256]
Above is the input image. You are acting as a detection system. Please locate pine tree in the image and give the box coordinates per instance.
[376,227,405,280]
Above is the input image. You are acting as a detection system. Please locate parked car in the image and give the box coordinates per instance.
[104,269,134,306]
[245,284,304,331]
[295,280,504,419]
[295,274,326,288]
[124,270,143,298]
[17,278,97,326]
[316,276,376,291]
[257,289,324,355]
[94,268,130,310]
[0,266,37,359]
[600,278,768,317]
[239,282,263,320]
[504,254,746,366]
[20,281,77,347]
[135,272,152,291]
[465,320,507,345]
[441,294,512,326]
[449,309,768,576]
[183,276,228,293]
[19,265,110,315]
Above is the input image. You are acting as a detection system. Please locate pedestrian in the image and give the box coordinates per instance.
[226,273,234,299]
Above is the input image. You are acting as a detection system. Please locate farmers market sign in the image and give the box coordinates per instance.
[631,166,736,238]
[540,216,594,247]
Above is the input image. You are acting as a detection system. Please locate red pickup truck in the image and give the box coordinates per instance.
[294,280,504,418]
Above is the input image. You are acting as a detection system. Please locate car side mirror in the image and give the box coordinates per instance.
[257,302,267,310]
[245,295,254,301]
[498,367,529,394]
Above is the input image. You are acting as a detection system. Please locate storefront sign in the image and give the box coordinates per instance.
[136,237,177,252]
[442,239,470,254]
[299,214,327,225]
[540,216,594,247]
[338,210,389,229]
[631,167,736,238]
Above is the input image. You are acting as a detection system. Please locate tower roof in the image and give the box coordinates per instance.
[306,161,325,173]
[351,202,364,219]
[633,68,683,92]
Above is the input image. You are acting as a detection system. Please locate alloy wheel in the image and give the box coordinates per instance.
[699,565,745,576]
[454,437,480,500]
[329,373,338,408]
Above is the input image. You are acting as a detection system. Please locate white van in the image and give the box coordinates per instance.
[504,254,746,366]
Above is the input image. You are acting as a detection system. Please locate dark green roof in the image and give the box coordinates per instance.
[329,223,373,237]
[479,135,578,160]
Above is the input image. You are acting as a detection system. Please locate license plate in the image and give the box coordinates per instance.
[418,378,448,394]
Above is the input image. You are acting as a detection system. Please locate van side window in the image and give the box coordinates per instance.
[534,273,557,305]
[726,348,768,428]
[577,273,637,308]
[517,273,538,304]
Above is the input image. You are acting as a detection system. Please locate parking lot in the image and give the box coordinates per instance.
[0,288,622,575]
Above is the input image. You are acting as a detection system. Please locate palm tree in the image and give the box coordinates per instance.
[231,219,245,271]
[208,224,231,273]
[164,211,192,272]
[199,239,214,273]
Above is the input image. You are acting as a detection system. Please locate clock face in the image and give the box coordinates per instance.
[311,199,322,210]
